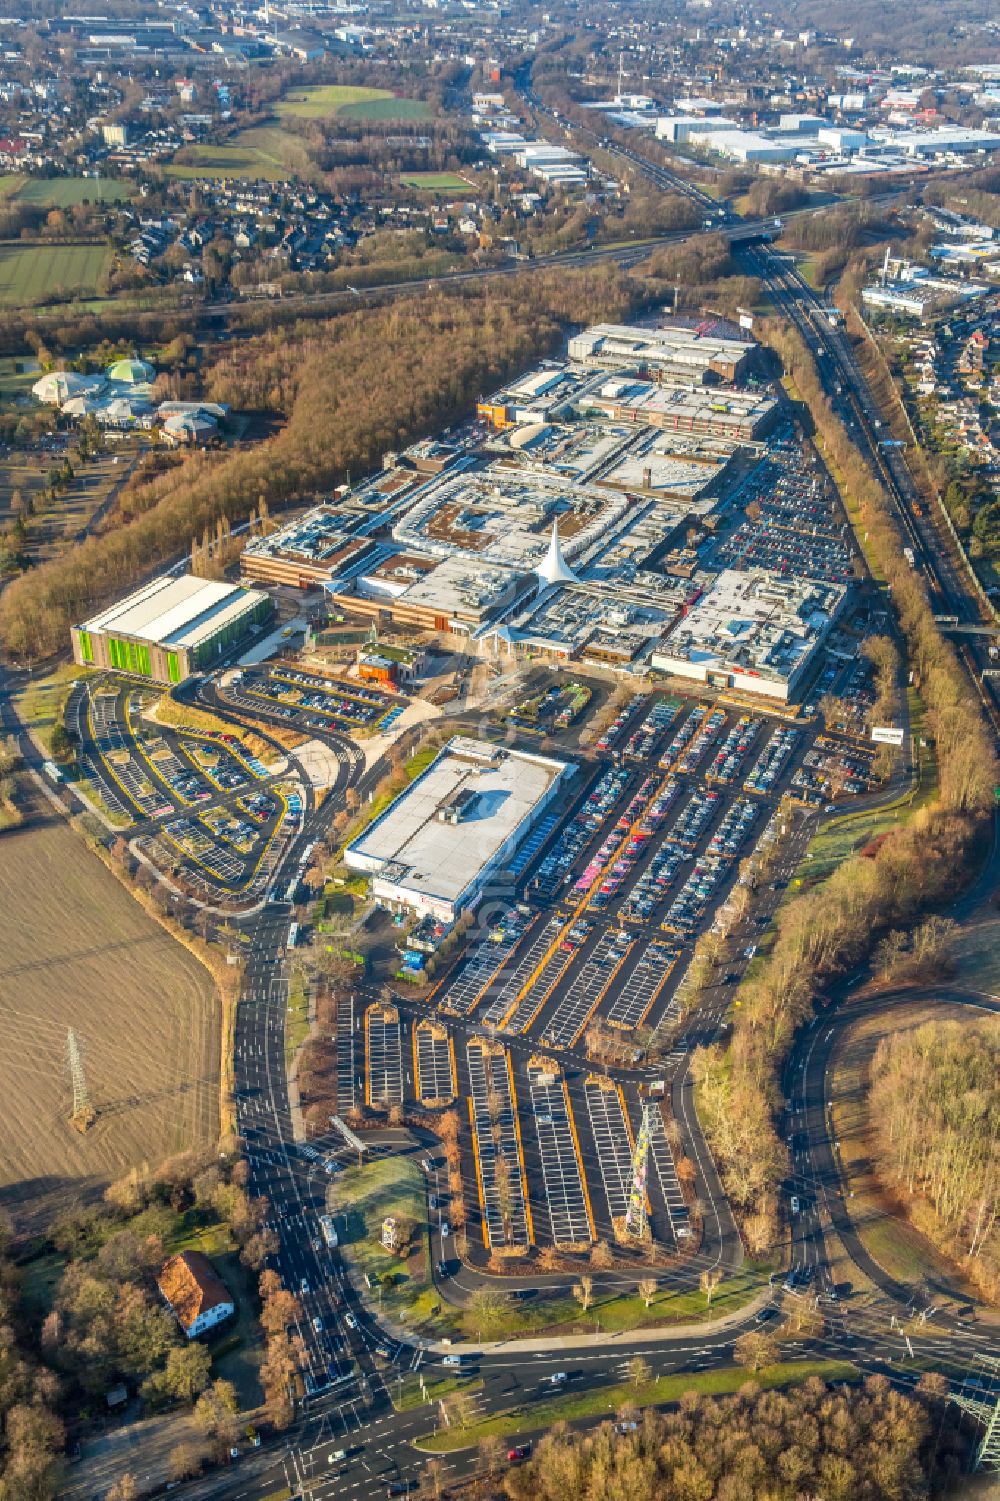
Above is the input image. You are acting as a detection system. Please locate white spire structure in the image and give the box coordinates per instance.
[535,519,579,589]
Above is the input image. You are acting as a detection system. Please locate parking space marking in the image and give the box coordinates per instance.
[648,1108,689,1244]
[365,1002,403,1109]
[602,938,679,1031]
[527,1059,594,1246]
[540,932,631,1050]
[501,941,578,1035]
[436,917,535,1018]
[466,1040,530,1249]
[337,995,357,1113]
[414,1020,456,1106]
[584,1076,641,1222]
[475,919,561,1028]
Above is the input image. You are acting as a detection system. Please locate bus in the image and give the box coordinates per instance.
[319,1214,338,1248]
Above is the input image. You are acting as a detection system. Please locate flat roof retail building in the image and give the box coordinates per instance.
[72,573,272,683]
[345,736,572,922]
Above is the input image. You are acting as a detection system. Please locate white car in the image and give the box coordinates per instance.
[344,1312,358,1330]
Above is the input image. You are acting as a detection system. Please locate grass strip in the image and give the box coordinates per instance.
[415,1360,859,1450]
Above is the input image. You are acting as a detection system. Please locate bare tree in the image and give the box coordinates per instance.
[638,1278,657,1309]
[573,1274,594,1314]
[700,1268,722,1308]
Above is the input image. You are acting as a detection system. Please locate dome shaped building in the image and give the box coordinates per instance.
[32,371,106,406]
[106,357,155,386]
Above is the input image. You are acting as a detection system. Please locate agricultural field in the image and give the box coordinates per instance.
[0,242,110,305]
[164,125,317,184]
[0,175,133,207]
[0,800,219,1232]
[277,84,432,121]
[399,172,471,192]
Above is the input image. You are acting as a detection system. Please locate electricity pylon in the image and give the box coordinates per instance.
[952,1356,1000,1471]
[67,1028,96,1132]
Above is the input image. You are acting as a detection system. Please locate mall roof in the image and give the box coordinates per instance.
[346,737,568,908]
[81,573,267,651]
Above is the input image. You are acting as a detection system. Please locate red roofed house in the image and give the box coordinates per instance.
[157,1250,234,1339]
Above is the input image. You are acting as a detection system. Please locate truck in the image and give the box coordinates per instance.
[319,1213,338,1248]
[903,547,916,567]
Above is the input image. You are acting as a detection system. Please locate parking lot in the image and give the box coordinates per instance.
[394,678,892,1257]
[708,426,855,585]
[466,1040,531,1250]
[414,1020,455,1106]
[77,681,296,896]
[366,1002,404,1109]
[226,666,401,736]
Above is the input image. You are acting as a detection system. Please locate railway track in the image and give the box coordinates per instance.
[573,115,1000,740]
[744,245,1000,740]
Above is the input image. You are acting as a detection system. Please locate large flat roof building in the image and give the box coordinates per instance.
[346,736,573,922]
[651,568,847,702]
[568,324,755,384]
[584,377,778,442]
[72,573,272,683]
[240,504,376,590]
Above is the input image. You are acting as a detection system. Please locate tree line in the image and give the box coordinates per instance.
[870,1018,1000,1301]
[692,314,997,1254]
[501,1372,967,1501]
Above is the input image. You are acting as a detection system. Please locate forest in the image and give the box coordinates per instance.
[0,264,644,661]
[870,1018,1000,1301]
[499,1374,966,1501]
[692,314,998,1257]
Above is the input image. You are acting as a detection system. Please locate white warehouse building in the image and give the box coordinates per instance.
[345,736,573,923]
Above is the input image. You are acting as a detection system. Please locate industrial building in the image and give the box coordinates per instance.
[651,569,847,702]
[345,736,573,922]
[72,573,272,683]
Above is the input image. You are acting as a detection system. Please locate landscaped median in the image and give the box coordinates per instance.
[413,1360,859,1452]
[392,1373,483,1413]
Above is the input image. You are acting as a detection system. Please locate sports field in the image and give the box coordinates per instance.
[0,798,218,1231]
[0,176,133,207]
[277,84,431,122]
[165,125,317,183]
[0,242,110,304]
[399,172,471,192]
